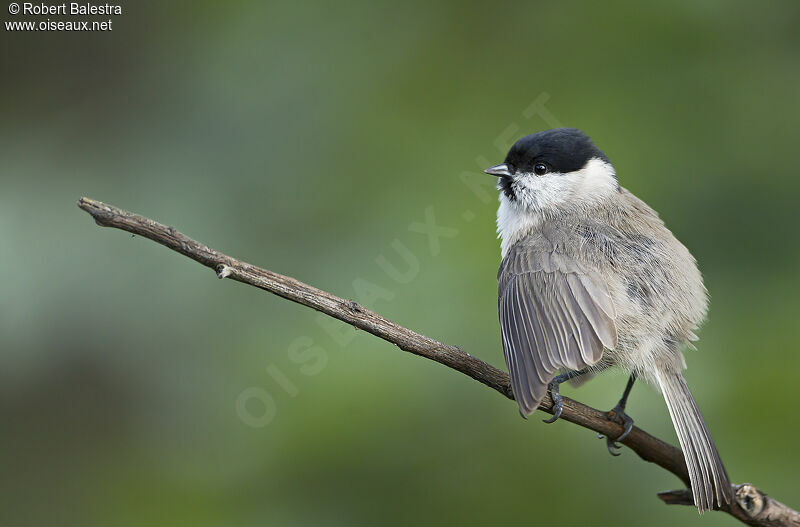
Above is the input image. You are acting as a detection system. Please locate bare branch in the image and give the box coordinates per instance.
[659,487,800,526]
[77,197,798,526]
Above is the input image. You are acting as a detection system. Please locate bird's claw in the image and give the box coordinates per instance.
[542,380,563,424]
[605,437,623,456]
[599,405,634,456]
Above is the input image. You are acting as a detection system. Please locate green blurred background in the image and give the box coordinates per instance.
[2,1,799,525]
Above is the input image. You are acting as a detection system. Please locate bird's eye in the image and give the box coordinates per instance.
[533,163,548,175]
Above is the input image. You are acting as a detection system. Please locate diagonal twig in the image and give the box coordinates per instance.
[77,197,799,526]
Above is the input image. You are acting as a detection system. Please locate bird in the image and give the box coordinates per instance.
[484,128,732,512]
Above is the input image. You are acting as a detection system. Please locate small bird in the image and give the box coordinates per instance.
[485,128,732,511]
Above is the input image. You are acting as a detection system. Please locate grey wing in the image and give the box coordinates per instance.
[498,248,618,416]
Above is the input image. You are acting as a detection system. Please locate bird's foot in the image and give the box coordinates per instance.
[542,380,564,424]
[598,405,634,456]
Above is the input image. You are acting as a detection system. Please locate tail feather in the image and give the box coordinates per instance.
[656,369,732,512]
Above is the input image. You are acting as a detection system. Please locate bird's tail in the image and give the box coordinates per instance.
[655,367,733,512]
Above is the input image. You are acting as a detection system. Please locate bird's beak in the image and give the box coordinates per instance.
[484,164,512,177]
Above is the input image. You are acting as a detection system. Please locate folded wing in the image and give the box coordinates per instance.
[498,245,617,415]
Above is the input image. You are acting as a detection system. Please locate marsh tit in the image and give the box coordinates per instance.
[485,128,732,511]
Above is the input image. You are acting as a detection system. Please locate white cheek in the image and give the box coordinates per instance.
[515,174,573,210]
[569,158,618,201]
